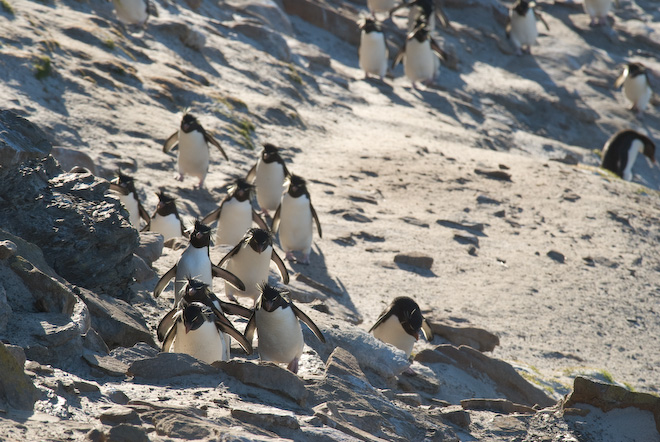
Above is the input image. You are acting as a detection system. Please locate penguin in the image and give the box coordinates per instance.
[201,178,269,246]
[217,228,289,304]
[109,172,150,230]
[368,0,397,15]
[506,0,549,55]
[600,129,656,181]
[246,143,290,216]
[110,0,157,27]
[369,296,433,358]
[584,0,618,27]
[272,175,322,265]
[358,17,389,80]
[614,62,654,114]
[244,283,325,374]
[163,113,228,189]
[143,190,186,243]
[153,220,245,304]
[389,0,451,33]
[157,278,252,343]
[160,301,252,364]
[392,19,446,89]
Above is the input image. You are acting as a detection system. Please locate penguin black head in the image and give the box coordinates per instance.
[190,219,212,248]
[182,302,211,333]
[111,171,137,195]
[181,113,200,133]
[413,0,434,17]
[626,62,647,78]
[156,190,178,217]
[287,174,309,198]
[183,278,211,301]
[389,297,424,340]
[258,283,290,313]
[359,17,382,34]
[228,178,254,203]
[409,18,431,42]
[512,0,532,16]
[262,143,283,164]
[245,228,273,253]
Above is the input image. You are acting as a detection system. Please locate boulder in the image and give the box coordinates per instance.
[51,147,97,175]
[229,21,291,62]
[0,284,11,333]
[0,110,52,168]
[280,0,360,46]
[136,232,164,265]
[128,353,219,380]
[0,341,40,410]
[227,0,294,35]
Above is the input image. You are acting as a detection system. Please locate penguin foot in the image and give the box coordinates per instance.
[287,358,300,374]
[285,251,296,262]
[226,292,238,302]
[300,254,310,265]
[196,179,205,189]
[176,174,184,182]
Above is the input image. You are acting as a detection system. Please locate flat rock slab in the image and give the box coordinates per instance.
[128,353,218,380]
[0,110,52,168]
[394,252,434,270]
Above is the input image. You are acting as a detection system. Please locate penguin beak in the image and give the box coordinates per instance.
[184,323,192,334]
[414,331,419,341]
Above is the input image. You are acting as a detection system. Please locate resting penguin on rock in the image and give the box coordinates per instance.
[163,113,228,189]
[246,143,290,217]
[142,190,186,243]
[109,172,150,230]
[369,296,433,359]
[202,178,268,246]
[392,18,447,89]
[506,0,549,56]
[153,220,245,304]
[600,129,656,181]
[110,0,158,27]
[614,62,656,115]
[358,17,389,80]
[245,283,325,374]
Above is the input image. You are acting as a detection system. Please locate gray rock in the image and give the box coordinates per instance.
[76,287,155,349]
[109,342,159,365]
[152,20,206,51]
[0,284,11,333]
[426,321,500,352]
[460,398,536,414]
[136,232,163,265]
[83,328,110,355]
[128,353,219,380]
[132,254,156,283]
[0,110,52,168]
[72,380,100,393]
[0,240,17,260]
[280,0,360,46]
[0,341,40,410]
[230,21,291,62]
[51,147,97,175]
[231,407,300,430]
[547,250,565,264]
[82,352,129,377]
[0,156,138,299]
[394,252,434,270]
[106,424,149,442]
[106,389,130,405]
[394,392,422,407]
[438,405,471,428]
[4,344,26,368]
[215,360,308,405]
[227,0,294,35]
[99,406,140,425]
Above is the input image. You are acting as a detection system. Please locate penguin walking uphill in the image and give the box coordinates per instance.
[369,296,433,359]
[392,18,447,89]
[110,0,158,27]
[600,129,656,181]
[143,190,186,243]
[109,171,150,230]
[614,62,655,115]
[389,0,452,33]
[506,0,550,56]
[202,178,268,246]
[217,228,289,305]
[584,0,618,27]
[245,283,325,374]
[358,17,389,80]
[158,279,252,364]
[246,143,290,217]
[153,220,245,304]
[163,113,229,189]
[272,175,322,265]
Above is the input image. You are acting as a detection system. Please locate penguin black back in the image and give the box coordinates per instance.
[601,129,656,177]
[370,296,424,339]
[112,171,138,195]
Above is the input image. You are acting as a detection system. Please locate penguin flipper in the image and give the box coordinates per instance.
[421,318,434,341]
[310,203,322,239]
[534,11,550,31]
[138,202,150,225]
[614,70,627,89]
[392,47,405,70]
[212,265,246,291]
[157,308,177,342]
[204,132,229,161]
[244,312,257,343]
[163,131,179,153]
[292,303,325,343]
[109,182,129,196]
[217,242,242,268]
[430,38,447,61]
[271,249,290,284]
[245,163,257,183]
[219,300,253,319]
[271,204,282,233]
[505,20,512,39]
[201,206,222,225]
[252,210,269,231]
[154,265,177,298]
[161,322,177,352]
[146,0,158,17]
[436,7,452,29]
[214,316,253,354]
[368,310,392,333]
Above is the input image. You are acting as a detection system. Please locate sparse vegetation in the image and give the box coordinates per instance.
[287,63,303,86]
[34,55,52,79]
[1,0,14,14]
[103,39,115,50]
[232,118,256,150]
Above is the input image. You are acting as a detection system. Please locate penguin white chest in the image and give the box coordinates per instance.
[509,10,538,48]
[255,161,286,212]
[623,75,652,111]
[367,0,396,13]
[118,192,140,229]
[175,247,212,301]
[359,31,388,78]
[404,40,437,83]
[170,320,228,363]
[623,139,643,181]
[150,213,181,242]
[112,0,148,25]
[178,130,210,180]
[372,315,416,358]
[225,244,272,300]
[278,194,314,255]
[583,0,612,18]
[256,307,304,364]
[216,199,252,246]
